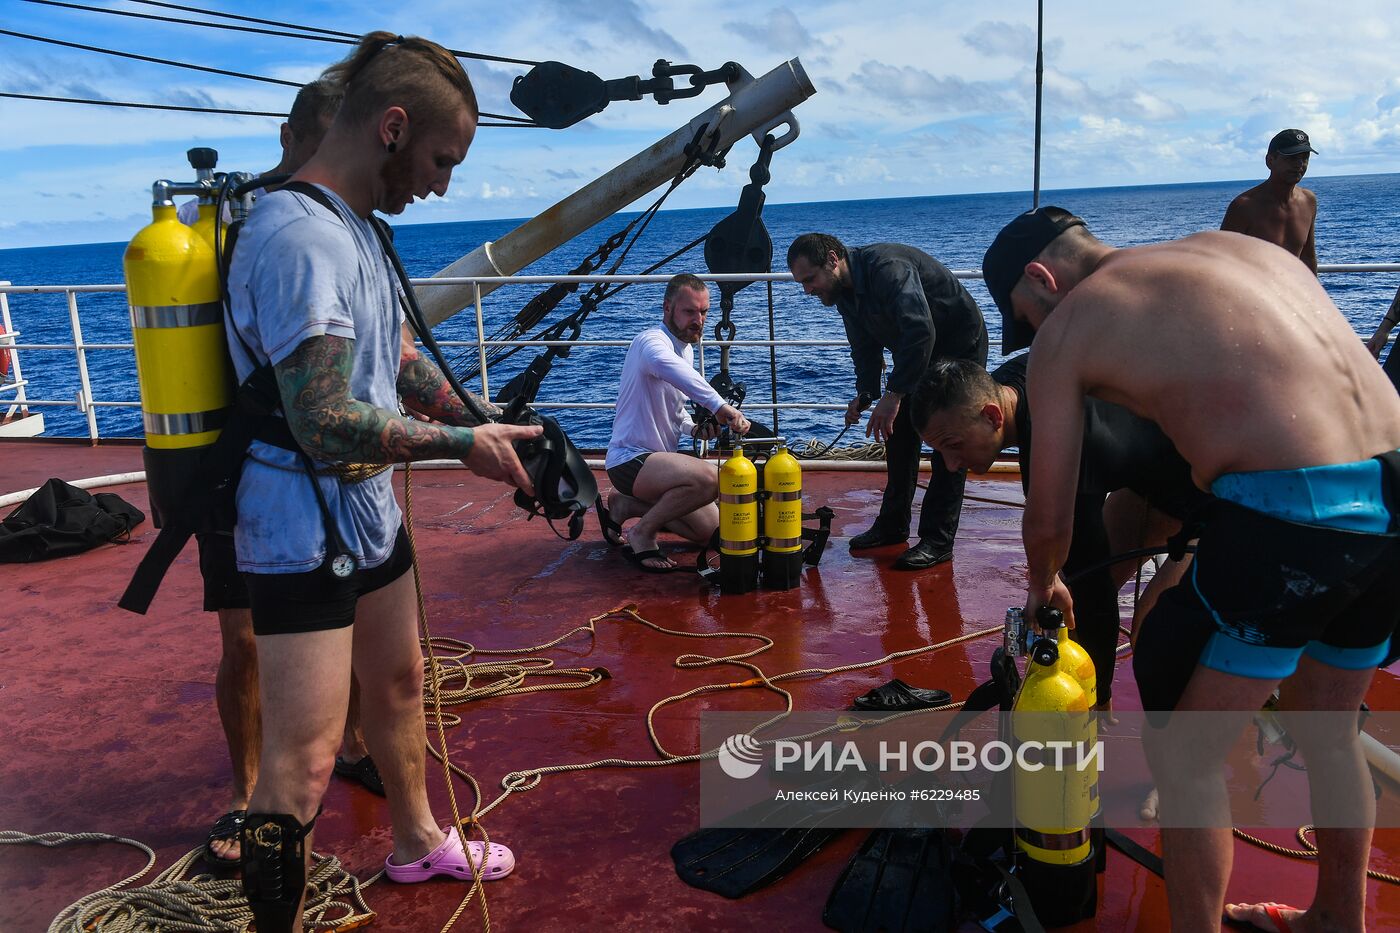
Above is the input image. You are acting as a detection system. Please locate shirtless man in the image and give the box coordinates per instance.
[1221,128,1318,273]
[982,206,1400,933]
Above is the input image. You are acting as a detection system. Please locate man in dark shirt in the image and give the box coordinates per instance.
[788,233,989,569]
[910,355,1210,707]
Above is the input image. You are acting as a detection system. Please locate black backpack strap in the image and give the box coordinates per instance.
[280,180,344,219]
[1104,829,1164,878]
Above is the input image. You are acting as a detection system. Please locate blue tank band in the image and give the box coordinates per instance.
[1198,632,1303,679]
[1303,637,1392,670]
[1210,456,1392,534]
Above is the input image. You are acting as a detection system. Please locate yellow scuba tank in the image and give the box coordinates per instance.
[1012,631,1097,926]
[761,441,803,590]
[1030,607,1105,875]
[718,444,759,594]
[189,201,219,251]
[124,179,234,528]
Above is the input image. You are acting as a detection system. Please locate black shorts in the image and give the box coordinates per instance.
[196,531,250,612]
[245,526,414,637]
[606,453,652,498]
[1134,501,1400,712]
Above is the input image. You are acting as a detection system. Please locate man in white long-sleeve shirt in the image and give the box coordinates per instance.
[603,274,750,571]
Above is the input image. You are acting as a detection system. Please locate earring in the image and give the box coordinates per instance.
[386,141,397,153]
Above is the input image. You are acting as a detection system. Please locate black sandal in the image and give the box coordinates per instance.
[203,808,247,869]
[334,755,386,796]
[597,501,625,547]
[850,679,952,711]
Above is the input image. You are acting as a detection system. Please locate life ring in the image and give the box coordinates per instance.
[0,325,10,380]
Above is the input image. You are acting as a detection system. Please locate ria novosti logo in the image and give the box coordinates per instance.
[717,734,765,779]
[714,733,1103,780]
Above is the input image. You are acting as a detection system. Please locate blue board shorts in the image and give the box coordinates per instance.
[1134,452,1400,711]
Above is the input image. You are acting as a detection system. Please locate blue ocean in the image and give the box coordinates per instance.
[3,173,1399,447]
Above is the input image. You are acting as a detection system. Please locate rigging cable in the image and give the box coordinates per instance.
[449,145,717,387]
[0,91,283,117]
[19,0,541,67]
[0,27,536,124]
[0,92,536,125]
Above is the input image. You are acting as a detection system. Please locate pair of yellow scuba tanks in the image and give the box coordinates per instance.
[1003,606,1102,927]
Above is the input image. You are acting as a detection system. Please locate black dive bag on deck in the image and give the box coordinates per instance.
[0,478,144,563]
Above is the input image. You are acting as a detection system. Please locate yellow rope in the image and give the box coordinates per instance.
[0,831,374,932]
[476,603,1003,811]
[792,438,886,461]
[403,463,492,933]
[1231,826,1400,885]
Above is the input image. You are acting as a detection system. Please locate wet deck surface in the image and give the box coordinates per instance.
[3,440,1399,932]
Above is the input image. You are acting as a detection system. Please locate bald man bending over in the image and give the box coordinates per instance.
[983,206,1400,933]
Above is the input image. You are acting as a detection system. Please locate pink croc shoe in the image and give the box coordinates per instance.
[385,829,515,883]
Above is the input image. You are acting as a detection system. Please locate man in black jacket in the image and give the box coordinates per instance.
[788,233,988,569]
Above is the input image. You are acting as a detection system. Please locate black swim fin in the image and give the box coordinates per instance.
[671,822,846,899]
[821,828,957,933]
[671,782,852,898]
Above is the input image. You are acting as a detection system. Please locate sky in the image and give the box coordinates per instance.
[1,0,1398,250]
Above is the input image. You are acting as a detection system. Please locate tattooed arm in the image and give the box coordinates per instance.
[396,323,499,426]
[274,333,539,489]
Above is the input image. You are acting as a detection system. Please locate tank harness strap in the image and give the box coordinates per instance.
[799,506,834,566]
[696,527,721,582]
[950,822,1046,933]
[118,363,291,614]
[1103,828,1163,877]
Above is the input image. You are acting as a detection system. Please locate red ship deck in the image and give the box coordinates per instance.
[3,439,1399,932]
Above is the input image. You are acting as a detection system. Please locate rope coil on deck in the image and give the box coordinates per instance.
[0,830,374,932]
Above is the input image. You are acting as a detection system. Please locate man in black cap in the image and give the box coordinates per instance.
[788,233,988,570]
[1221,128,1318,273]
[982,205,1400,933]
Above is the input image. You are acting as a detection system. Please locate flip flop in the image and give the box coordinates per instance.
[334,754,386,797]
[385,828,515,883]
[1223,903,1301,933]
[850,679,953,711]
[203,808,246,869]
[597,501,625,547]
[623,546,679,573]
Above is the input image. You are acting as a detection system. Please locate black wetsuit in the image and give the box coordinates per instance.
[1383,342,1400,395]
[996,354,1212,703]
[836,244,989,550]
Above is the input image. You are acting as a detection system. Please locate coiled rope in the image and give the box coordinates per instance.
[1231,826,1400,885]
[0,830,373,932]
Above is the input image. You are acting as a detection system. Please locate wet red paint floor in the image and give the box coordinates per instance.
[3,439,1399,932]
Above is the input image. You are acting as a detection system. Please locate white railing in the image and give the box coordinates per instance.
[1,265,1397,442]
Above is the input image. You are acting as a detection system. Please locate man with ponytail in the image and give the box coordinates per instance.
[224,33,532,931]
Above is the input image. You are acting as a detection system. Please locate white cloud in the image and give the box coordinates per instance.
[725,8,825,54]
[850,61,1009,115]
[4,0,1400,249]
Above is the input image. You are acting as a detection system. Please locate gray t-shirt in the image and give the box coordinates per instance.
[224,185,402,574]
